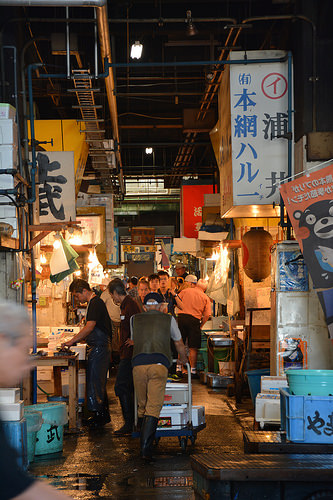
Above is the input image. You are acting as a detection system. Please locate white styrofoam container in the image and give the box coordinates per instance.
[71,345,86,360]
[0,198,17,218]
[0,144,18,168]
[0,400,24,421]
[37,326,51,336]
[192,405,205,427]
[0,119,18,145]
[0,174,15,190]
[261,375,288,394]
[62,369,86,400]
[255,393,281,428]
[164,383,189,404]
[0,388,20,404]
[158,404,188,429]
[0,103,16,120]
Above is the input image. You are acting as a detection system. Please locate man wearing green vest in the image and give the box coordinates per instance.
[130,292,188,462]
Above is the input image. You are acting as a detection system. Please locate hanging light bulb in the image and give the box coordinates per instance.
[130,41,143,59]
[40,253,47,265]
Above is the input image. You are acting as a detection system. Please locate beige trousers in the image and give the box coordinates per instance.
[133,364,168,418]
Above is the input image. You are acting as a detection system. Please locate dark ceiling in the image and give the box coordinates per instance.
[0,0,332,231]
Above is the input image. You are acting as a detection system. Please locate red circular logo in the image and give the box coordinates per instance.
[261,73,288,99]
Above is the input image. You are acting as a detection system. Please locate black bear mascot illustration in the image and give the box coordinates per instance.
[293,199,333,289]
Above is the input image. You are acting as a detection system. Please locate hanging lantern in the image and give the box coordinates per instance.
[241,227,273,282]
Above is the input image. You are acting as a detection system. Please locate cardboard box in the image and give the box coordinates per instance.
[261,375,288,394]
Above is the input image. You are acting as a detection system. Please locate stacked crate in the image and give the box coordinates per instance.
[0,103,18,237]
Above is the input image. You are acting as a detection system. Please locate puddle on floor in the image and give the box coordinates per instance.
[35,473,107,491]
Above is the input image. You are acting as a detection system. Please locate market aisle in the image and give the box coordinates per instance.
[29,377,247,499]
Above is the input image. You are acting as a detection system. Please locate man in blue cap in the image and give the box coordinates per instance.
[130,292,188,462]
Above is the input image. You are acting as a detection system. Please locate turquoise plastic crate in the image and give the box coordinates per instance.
[280,388,333,443]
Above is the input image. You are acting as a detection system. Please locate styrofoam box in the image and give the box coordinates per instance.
[164,383,189,404]
[0,119,18,145]
[0,144,18,168]
[158,404,188,429]
[37,326,51,336]
[255,393,281,427]
[0,388,20,404]
[261,375,288,394]
[62,369,86,400]
[192,405,205,427]
[71,345,86,360]
[0,199,16,218]
[0,400,24,421]
[0,103,16,120]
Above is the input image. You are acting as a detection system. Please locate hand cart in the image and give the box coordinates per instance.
[132,363,206,451]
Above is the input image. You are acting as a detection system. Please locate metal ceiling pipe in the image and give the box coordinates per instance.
[96,5,124,195]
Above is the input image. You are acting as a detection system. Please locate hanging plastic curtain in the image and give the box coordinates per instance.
[206,246,230,305]
[50,235,79,283]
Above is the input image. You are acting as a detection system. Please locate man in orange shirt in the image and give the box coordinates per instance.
[177,275,211,378]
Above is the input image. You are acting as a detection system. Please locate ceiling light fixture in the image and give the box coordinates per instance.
[186,10,198,37]
[130,41,143,59]
[145,147,153,154]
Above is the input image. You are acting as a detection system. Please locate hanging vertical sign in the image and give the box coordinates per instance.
[36,151,75,222]
[181,181,214,238]
[107,227,119,266]
[280,163,333,289]
[224,50,292,216]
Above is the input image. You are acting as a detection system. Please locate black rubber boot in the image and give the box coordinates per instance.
[140,415,158,462]
[114,394,134,435]
[136,417,143,432]
[87,411,110,428]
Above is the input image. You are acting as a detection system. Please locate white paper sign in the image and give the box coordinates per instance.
[37,151,75,222]
[230,50,293,205]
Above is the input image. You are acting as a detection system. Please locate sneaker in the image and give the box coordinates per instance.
[168,373,183,382]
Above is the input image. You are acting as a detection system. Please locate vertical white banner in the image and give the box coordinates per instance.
[230,50,292,205]
[37,151,75,222]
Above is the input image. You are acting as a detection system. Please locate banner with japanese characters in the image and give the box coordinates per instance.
[280,163,333,289]
[181,181,214,238]
[229,50,291,207]
[36,151,75,223]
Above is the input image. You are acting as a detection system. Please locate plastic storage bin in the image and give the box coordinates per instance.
[24,410,43,463]
[246,368,270,405]
[286,369,333,396]
[24,402,68,455]
[280,388,333,443]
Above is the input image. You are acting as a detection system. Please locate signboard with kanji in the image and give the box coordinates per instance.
[181,182,214,238]
[280,163,333,289]
[221,50,292,217]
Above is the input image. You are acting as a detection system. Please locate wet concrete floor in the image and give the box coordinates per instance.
[30,375,254,499]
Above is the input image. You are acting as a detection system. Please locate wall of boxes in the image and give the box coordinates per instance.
[0,103,18,237]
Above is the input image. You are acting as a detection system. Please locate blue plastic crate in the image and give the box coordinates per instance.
[280,388,333,443]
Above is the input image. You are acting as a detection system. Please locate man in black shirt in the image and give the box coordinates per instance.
[0,301,70,500]
[63,279,112,427]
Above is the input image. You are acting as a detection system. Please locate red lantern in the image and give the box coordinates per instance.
[242,227,273,282]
